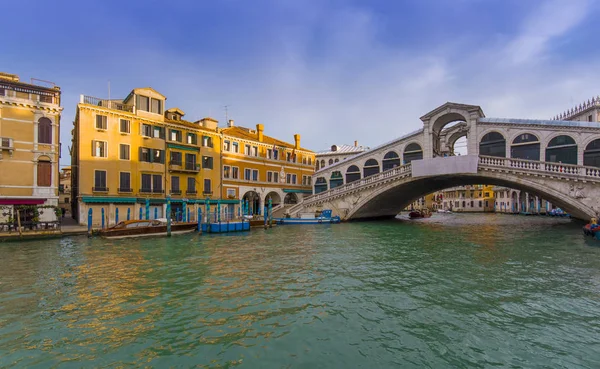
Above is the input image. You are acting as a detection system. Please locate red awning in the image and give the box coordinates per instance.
[0,198,46,205]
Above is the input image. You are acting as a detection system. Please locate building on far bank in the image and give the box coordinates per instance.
[0,72,62,223]
[220,120,316,216]
[71,87,225,226]
[316,142,368,171]
[434,185,495,212]
[59,167,71,216]
[493,187,554,214]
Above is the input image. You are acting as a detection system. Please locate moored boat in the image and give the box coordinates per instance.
[275,210,341,225]
[583,217,600,240]
[409,209,432,219]
[99,219,198,239]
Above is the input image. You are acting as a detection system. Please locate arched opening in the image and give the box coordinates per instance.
[431,113,469,157]
[265,191,281,207]
[242,191,260,215]
[450,135,467,156]
[584,139,600,167]
[363,159,380,177]
[346,165,361,184]
[328,159,334,165]
[38,117,52,144]
[546,135,577,164]
[330,171,343,189]
[320,159,325,168]
[382,151,400,171]
[334,158,339,163]
[37,157,52,187]
[403,143,423,164]
[511,133,540,161]
[511,191,519,213]
[479,132,506,157]
[316,161,320,171]
[284,193,298,205]
[314,177,327,194]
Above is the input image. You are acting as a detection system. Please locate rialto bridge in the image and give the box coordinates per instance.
[290,101,600,221]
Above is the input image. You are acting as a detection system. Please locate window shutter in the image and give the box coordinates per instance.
[91,140,96,157]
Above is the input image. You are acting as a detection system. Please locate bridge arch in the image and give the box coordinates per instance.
[583,138,600,168]
[363,159,380,177]
[545,134,577,164]
[403,142,423,163]
[344,171,595,221]
[382,151,401,171]
[479,131,506,157]
[510,132,541,161]
[346,165,361,183]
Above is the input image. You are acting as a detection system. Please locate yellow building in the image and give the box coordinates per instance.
[59,167,71,216]
[71,87,225,225]
[220,120,315,216]
[436,185,495,212]
[0,72,62,223]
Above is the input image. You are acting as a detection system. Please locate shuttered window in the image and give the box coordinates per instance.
[37,161,52,187]
[119,144,130,160]
[38,118,52,144]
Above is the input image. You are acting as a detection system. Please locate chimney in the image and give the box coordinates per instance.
[256,124,264,142]
[197,117,218,131]
[228,119,234,127]
[354,140,358,147]
[294,134,301,149]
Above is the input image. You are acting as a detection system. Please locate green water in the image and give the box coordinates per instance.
[1,214,600,368]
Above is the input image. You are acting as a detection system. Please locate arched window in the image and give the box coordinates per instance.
[314,177,328,194]
[479,132,505,157]
[316,161,320,171]
[37,159,52,187]
[363,159,380,177]
[308,157,312,165]
[334,158,339,163]
[584,139,600,168]
[330,171,343,188]
[382,151,400,171]
[328,159,334,165]
[403,143,423,164]
[546,135,577,164]
[511,133,540,160]
[346,165,361,183]
[320,160,325,168]
[38,118,52,144]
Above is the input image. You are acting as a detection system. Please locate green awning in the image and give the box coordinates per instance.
[282,189,312,194]
[167,143,200,152]
[82,196,137,204]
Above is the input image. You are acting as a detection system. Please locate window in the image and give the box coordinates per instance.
[232,167,239,179]
[119,172,131,191]
[202,156,213,169]
[273,172,279,183]
[252,146,258,156]
[267,172,273,182]
[120,119,130,133]
[589,115,593,122]
[252,169,259,181]
[232,142,239,153]
[227,188,236,198]
[224,140,231,151]
[479,201,483,207]
[185,153,196,170]
[245,144,251,155]
[273,149,279,160]
[37,160,52,187]
[267,149,273,159]
[92,140,107,158]
[187,178,196,193]
[153,126,165,139]
[152,174,162,193]
[151,98,162,114]
[141,124,152,137]
[171,176,180,192]
[141,174,152,192]
[224,165,231,179]
[119,144,130,160]
[170,151,182,165]
[308,157,312,165]
[38,118,52,144]
[65,198,69,203]
[170,129,181,142]
[95,115,107,130]
[140,148,164,163]
[286,173,291,184]
[187,133,197,145]
[94,170,107,191]
[203,179,212,194]
[137,95,149,111]
[153,149,164,163]
[244,168,251,180]
[202,136,213,148]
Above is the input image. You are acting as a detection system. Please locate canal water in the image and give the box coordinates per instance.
[1,214,600,368]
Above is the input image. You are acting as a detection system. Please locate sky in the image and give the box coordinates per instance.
[2,0,600,166]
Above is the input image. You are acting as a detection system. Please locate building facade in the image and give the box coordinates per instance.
[59,167,71,216]
[0,72,62,223]
[220,120,316,216]
[315,142,368,171]
[71,87,225,225]
[435,185,495,212]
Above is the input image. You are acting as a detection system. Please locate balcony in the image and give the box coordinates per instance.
[186,190,197,195]
[92,187,109,193]
[140,188,152,194]
[168,161,200,173]
[82,95,134,113]
[202,191,213,196]
[152,189,164,194]
[170,190,182,195]
[118,187,133,193]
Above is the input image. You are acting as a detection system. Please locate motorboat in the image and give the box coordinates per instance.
[436,209,452,214]
[408,209,432,219]
[99,219,198,239]
[275,210,341,225]
[583,217,600,240]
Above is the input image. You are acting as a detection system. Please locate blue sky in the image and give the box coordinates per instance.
[2,0,599,165]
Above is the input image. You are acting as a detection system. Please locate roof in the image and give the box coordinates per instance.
[166,107,185,116]
[420,102,484,121]
[164,118,219,133]
[221,126,313,152]
[479,117,600,129]
[316,144,368,156]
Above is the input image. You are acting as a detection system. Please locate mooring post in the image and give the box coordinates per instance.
[166,196,172,237]
[139,207,143,220]
[127,207,131,221]
[115,208,119,225]
[197,208,202,232]
[87,208,92,237]
[101,208,105,229]
[264,206,268,229]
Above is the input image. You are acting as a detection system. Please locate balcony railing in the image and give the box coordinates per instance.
[152,189,164,194]
[82,95,134,113]
[118,187,133,193]
[168,161,200,172]
[171,190,182,195]
[186,190,197,195]
[202,191,213,196]
[140,188,152,194]
[92,187,109,192]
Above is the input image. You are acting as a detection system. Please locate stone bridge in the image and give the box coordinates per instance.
[291,102,600,221]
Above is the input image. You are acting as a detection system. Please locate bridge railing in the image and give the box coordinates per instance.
[301,163,412,207]
[478,156,600,181]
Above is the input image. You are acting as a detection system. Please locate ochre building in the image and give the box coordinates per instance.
[0,72,62,223]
